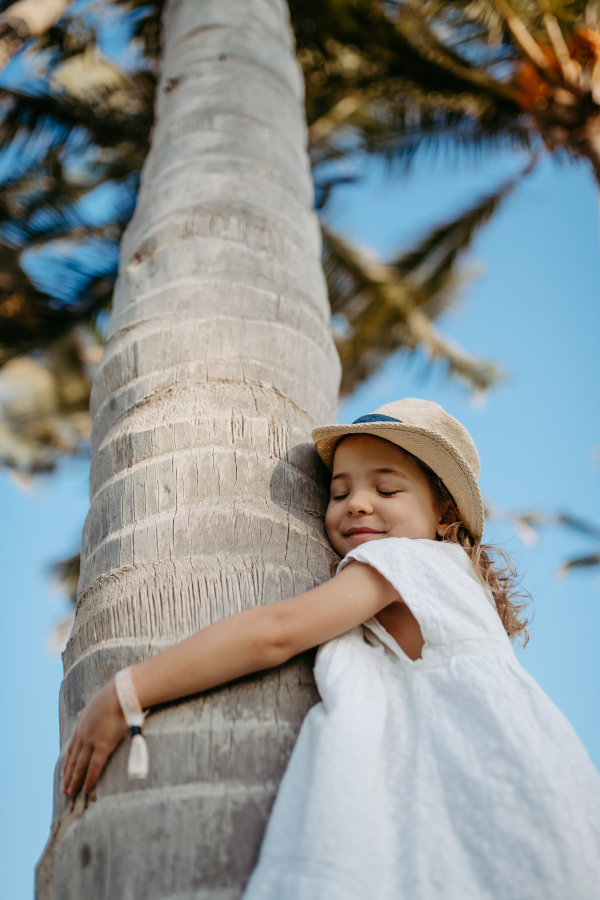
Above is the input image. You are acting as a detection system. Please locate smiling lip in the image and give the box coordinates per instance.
[345,528,384,544]
[345,527,384,541]
[346,527,381,535]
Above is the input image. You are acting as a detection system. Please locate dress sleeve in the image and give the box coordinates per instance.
[337,538,508,647]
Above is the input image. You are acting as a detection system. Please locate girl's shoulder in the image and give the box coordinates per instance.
[338,536,499,617]
[338,536,471,576]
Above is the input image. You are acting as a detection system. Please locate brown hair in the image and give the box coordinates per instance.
[414,455,531,646]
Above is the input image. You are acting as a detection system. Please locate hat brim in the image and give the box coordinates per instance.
[312,422,484,541]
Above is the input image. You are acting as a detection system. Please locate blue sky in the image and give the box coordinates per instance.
[1,147,599,898]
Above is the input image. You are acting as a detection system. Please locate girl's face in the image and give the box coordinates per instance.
[325,434,446,558]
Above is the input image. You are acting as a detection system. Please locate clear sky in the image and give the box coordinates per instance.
[1,149,599,898]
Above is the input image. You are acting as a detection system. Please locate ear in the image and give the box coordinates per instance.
[435,500,453,538]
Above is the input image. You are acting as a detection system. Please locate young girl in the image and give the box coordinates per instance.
[62,397,600,900]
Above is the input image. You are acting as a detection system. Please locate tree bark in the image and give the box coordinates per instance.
[36,0,340,897]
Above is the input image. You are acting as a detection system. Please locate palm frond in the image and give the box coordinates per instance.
[395,4,520,98]
[48,547,79,653]
[487,502,600,576]
[404,306,502,388]
[297,0,527,169]
[0,3,161,477]
[375,104,530,170]
[0,329,99,473]
[321,154,538,394]
[49,42,129,100]
[555,512,600,539]
[558,553,600,574]
[392,155,538,297]
[294,0,525,175]
[50,550,80,604]
[0,4,156,368]
[0,0,72,72]
[322,225,502,395]
[0,70,155,156]
[0,235,113,362]
[309,80,532,172]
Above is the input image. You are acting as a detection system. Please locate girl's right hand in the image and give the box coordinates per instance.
[61,679,128,797]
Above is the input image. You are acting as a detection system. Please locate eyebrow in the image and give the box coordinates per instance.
[331,467,408,482]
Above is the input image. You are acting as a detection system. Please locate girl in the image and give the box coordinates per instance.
[62,397,600,900]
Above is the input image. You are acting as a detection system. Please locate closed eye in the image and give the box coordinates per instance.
[331,492,349,501]
[378,490,399,496]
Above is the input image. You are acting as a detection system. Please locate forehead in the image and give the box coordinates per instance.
[331,433,419,473]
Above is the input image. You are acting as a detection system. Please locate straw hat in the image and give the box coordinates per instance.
[312,398,484,541]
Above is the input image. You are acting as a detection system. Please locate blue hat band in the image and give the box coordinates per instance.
[351,414,403,425]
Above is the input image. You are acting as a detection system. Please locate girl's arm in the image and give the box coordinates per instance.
[61,561,398,796]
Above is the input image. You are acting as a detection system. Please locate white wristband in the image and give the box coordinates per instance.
[114,667,149,780]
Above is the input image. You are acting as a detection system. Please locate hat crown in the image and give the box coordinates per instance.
[375,398,481,479]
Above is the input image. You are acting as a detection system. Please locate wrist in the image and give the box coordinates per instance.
[128,660,155,710]
[87,679,126,734]
[105,677,125,720]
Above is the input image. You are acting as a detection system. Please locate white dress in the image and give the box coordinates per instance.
[242,537,600,900]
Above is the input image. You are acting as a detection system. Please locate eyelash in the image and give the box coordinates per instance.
[331,489,399,500]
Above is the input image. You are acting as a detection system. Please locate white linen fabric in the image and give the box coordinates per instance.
[242,537,600,900]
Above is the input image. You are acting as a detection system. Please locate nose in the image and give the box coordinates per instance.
[346,489,374,516]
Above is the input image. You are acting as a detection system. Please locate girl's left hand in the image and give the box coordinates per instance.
[61,679,128,796]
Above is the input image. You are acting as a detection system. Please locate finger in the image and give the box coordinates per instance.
[61,733,82,793]
[66,743,93,796]
[83,747,110,794]
[63,733,87,795]
[61,727,79,779]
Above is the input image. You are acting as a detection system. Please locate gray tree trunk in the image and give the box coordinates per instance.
[36,1,340,897]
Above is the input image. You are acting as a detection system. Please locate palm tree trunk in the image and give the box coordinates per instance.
[36,0,340,897]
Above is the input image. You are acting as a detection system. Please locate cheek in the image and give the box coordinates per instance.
[324,502,338,534]
[388,495,436,532]
[324,502,347,550]
[324,507,347,557]
[407,494,441,538]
